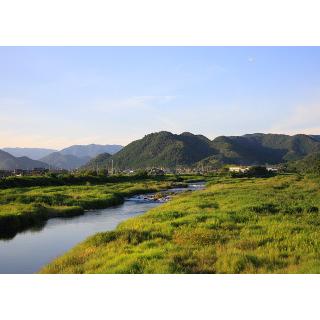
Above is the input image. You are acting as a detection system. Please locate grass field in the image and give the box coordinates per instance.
[0,176,196,239]
[40,174,320,274]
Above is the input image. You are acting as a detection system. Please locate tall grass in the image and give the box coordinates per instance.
[41,174,320,274]
[0,178,193,239]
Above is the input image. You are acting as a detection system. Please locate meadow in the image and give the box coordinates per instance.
[41,174,320,274]
[0,174,197,239]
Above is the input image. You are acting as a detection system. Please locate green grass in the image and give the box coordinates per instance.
[40,174,320,274]
[0,176,197,239]
[0,172,199,189]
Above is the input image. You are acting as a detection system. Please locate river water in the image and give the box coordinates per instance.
[0,183,204,274]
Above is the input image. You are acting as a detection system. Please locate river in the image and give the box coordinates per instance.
[0,182,204,274]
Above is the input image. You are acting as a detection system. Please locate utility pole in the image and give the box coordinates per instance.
[111,159,114,175]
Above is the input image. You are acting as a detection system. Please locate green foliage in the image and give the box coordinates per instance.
[107,131,215,169]
[41,174,320,274]
[286,152,320,175]
[0,174,203,239]
[81,153,112,171]
[211,133,320,165]
[231,166,273,178]
[0,173,172,189]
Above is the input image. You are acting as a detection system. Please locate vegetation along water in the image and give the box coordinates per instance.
[0,173,201,240]
[41,173,320,274]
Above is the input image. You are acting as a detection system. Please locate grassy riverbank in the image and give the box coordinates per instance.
[0,175,199,239]
[41,174,320,274]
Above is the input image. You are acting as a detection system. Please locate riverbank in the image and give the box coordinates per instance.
[41,174,320,274]
[0,178,193,239]
[0,182,204,273]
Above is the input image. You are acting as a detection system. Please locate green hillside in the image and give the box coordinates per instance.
[81,153,112,171]
[111,131,215,169]
[210,133,320,165]
[86,132,320,170]
[286,152,320,175]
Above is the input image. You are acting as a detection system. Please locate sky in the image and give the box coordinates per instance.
[1,46,320,149]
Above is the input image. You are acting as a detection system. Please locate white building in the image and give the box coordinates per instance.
[229,166,250,173]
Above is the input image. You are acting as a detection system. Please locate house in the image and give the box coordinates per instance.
[148,168,165,176]
[13,169,25,176]
[122,169,135,174]
[229,166,250,173]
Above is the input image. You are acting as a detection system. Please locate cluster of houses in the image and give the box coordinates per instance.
[0,165,280,180]
[118,166,280,175]
[228,166,279,173]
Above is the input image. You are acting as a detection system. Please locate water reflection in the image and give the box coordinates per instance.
[0,182,204,274]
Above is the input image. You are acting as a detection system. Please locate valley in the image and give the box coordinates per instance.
[1,131,320,274]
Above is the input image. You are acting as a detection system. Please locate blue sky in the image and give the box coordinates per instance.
[1,47,320,148]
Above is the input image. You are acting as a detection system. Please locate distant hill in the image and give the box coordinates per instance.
[0,150,49,170]
[40,152,90,170]
[81,153,112,171]
[39,144,122,170]
[2,147,57,160]
[60,144,123,158]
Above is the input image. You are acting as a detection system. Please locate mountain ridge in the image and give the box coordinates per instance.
[2,148,57,160]
[86,131,320,170]
[59,144,123,158]
[3,133,320,171]
[1,144,122,170]
[0,150,49,170]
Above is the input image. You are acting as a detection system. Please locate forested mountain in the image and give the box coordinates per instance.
[109,131,215,169]
[40,152,90,170]
[104,132,320,170]
[2,148,57,160]
[0,150,49,170]
[210,133,320,165]
[81,153,112,171]
[5,132,320,171]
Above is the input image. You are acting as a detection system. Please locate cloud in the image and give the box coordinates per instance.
[269,102,320,135]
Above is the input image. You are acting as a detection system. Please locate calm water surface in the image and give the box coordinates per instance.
[0,183,204,274]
